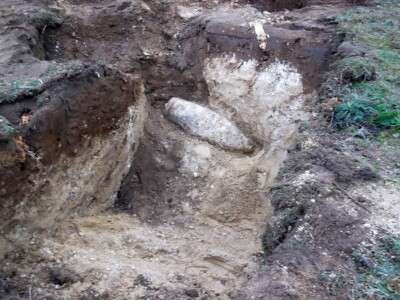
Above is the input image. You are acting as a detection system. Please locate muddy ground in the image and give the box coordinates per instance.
[0,0,399,299]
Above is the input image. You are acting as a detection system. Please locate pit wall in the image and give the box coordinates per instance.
[0,75,147,258]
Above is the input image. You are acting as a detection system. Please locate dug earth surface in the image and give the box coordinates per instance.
[1,0,393,299]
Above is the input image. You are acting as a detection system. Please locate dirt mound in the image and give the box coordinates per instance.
[251,0,306,11]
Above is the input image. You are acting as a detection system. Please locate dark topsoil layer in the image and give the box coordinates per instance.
[0,1,141,234]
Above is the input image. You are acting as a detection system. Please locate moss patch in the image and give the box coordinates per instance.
[0,116,16,143]
[0,62,84,104]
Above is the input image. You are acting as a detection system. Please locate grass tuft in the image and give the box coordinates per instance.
[323,0,400,133]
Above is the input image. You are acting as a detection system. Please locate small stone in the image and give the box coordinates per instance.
[176,6,202,20]
[387,277,400,294]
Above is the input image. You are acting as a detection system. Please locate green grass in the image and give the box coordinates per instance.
[327,0,400,132]
[352,236,400,299]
